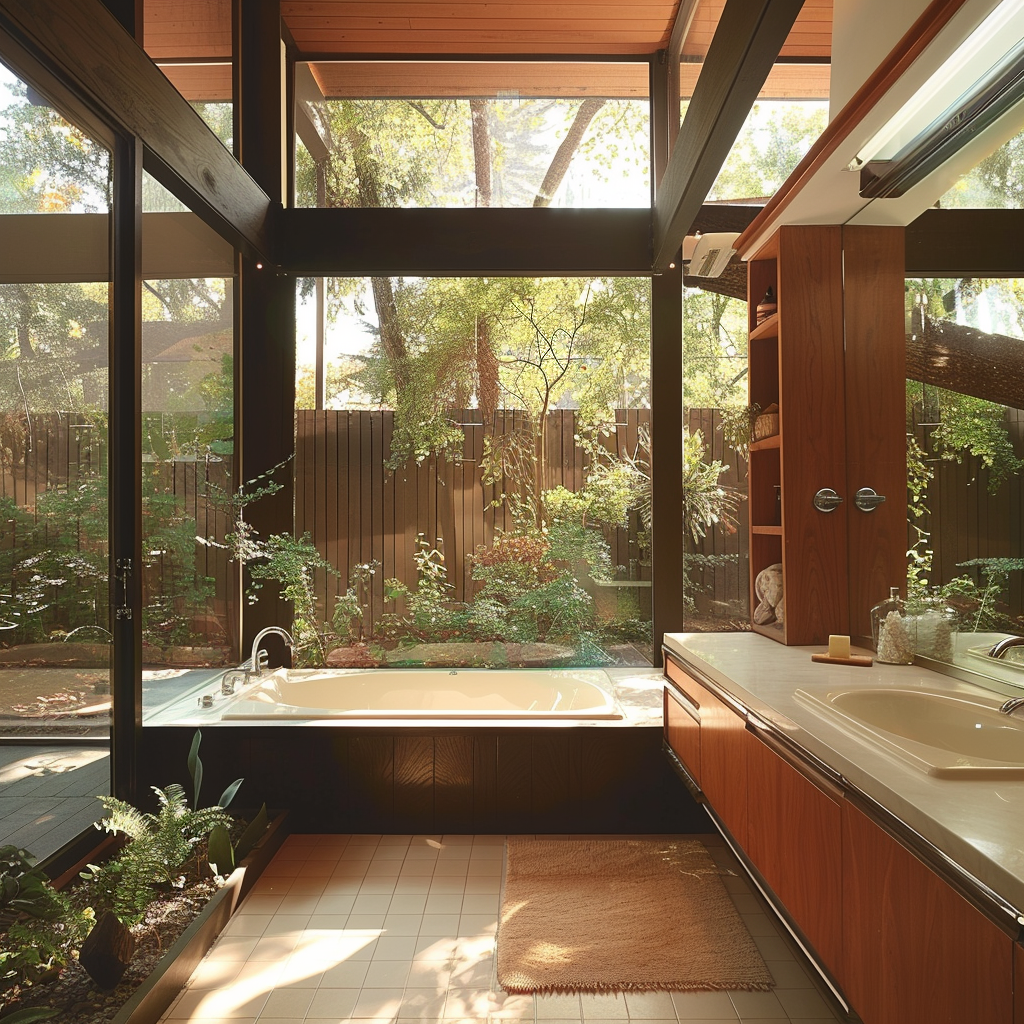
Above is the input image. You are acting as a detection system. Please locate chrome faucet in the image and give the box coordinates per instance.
[248,626,294,677]
[999,696,1024,716]
[988,636,1024,659]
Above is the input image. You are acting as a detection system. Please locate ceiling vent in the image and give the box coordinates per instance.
[685,232,739,277]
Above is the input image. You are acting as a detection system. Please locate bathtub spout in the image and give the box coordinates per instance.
[249,626,295,676]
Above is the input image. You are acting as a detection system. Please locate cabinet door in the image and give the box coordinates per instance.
[664,685,701,786]
[842,802,1013,1024]
[745,733,842,973]
[665,657,748,846]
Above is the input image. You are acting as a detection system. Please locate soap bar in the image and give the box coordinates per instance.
[828,634,851,659]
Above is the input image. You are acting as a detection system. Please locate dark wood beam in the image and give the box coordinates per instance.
[906,209,1024,277]
[280,208,653,276]
[0,0,274,260]
[651,254,684,663]
[653,0,805,270]
[109,133,143,803]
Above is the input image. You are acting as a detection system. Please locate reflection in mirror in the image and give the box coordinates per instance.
[0,60,111,856]
[906,277,1024,684]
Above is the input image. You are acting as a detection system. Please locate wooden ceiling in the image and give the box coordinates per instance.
[146,1,831,99]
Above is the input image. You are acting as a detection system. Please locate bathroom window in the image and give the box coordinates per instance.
[290,275,654,668]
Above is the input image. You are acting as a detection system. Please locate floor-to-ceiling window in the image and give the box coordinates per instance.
[0,59,111,855]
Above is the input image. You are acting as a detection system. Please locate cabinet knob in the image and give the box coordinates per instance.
[812,488,843,513]
[854,487,886,512]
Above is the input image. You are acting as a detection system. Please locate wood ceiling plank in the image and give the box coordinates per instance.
[143,0,231,58]
[286,4,678,19]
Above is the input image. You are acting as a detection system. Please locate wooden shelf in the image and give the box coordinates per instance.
[749,433,781,451]
[749,313,778,341]
[751,525,783,536]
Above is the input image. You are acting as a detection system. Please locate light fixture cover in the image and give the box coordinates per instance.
[685,232,739,277]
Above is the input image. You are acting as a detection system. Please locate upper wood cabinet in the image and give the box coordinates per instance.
[746,225,907,644]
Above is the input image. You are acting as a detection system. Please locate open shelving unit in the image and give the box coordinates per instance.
[745,226,848,646]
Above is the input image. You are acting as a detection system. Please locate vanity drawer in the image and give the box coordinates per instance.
[664,684,701,786]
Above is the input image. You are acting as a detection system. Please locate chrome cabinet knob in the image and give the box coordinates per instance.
[854,487,886,512]
[812,488,843,513]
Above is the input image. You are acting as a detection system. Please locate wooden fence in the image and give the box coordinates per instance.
[910,406,1024,613]
[14,403,1022,645]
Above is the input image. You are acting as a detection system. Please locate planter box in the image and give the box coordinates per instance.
[109,810,289,1024]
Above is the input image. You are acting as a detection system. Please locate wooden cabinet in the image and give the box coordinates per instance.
[745,225,907,644]
[663,683,701,786]
[842,801,1013,1024]
[747,226,848,646]
[745,730,842,972]
[664,656,748,847]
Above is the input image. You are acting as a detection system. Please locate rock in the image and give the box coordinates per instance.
[385,641,574,668]
[325,644,383,668]
[79,910,136,990]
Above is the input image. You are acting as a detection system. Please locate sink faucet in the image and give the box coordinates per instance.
[248,626,294,677]
[988,636,1024,659]
[999,696,1024,716]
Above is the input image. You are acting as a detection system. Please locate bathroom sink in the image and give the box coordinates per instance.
[794,685,1024,778]
[966,643,1024,669]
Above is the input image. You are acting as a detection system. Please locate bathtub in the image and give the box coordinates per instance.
[220,666,621,720]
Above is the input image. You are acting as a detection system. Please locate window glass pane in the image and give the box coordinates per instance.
[681,287,749,630]
[296,63,650,208]
[141,173,235,697]
[905,278,1024,672]
[706,100,828,202]
[0,60,111,855]
[938,123,1024,209]
[292,275,652,667]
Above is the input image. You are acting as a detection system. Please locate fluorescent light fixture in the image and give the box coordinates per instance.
[684,232,738,278]
[850,0,1024,198]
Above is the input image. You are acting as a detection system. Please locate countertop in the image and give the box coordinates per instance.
[663,630,1024,924]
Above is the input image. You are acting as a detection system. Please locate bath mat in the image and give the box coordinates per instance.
[496,838,774,993]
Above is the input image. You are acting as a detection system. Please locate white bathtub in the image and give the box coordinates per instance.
[220,667,621,720]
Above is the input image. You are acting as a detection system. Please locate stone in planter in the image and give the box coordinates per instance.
[79,909,136,989]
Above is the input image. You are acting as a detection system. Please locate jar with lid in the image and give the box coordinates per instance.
[871,587,917,664]
[910,592,957,661]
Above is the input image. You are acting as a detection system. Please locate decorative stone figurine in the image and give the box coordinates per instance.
[753,563,784,625]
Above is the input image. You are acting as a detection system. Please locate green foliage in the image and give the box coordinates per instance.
[0,847,62,927]
[85,783,233,925]
[682,429,741,544]
[333,561,379,642]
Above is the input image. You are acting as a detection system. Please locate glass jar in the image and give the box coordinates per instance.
[871,587,917,664]
[911,593,957,662]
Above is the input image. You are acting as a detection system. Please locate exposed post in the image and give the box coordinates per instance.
[234,0,296,649]
[110,133,143,801]
[650,254,685,664]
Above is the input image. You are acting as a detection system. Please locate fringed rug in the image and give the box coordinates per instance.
[496,838,774,993]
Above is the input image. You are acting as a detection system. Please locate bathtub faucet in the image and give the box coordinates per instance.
[248,626,295,677]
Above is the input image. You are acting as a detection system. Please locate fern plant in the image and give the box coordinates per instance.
[82,784,233,925]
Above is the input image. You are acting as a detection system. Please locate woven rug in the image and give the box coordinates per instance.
[496,838,774,993]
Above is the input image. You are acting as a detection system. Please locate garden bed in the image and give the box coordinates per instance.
[3,811,288,1024]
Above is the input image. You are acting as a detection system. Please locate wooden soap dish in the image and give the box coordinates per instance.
[811,652,873,667]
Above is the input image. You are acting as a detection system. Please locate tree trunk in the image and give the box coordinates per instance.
[470,98,492,208]
[533,99,606,208]
[475,317,499,422]
[907,315,1024,411]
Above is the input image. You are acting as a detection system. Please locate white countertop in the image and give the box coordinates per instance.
[663,631,1024,919]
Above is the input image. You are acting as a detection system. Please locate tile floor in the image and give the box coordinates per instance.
[158,833,844,1024]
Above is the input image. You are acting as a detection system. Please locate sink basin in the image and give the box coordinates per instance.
[966,643,1024,669]
[794,685,1024,778]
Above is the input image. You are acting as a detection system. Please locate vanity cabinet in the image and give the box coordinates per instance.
[663,651,1016,1024]
[744,727,843,974]
[842,801,1012,1024]
[664,656,748,847]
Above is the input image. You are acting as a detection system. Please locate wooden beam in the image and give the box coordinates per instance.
[280,208,653,276]
[668,0,701,59]
[653,0,805,270]
[0,0,274,261]
[906,209,1024,277]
